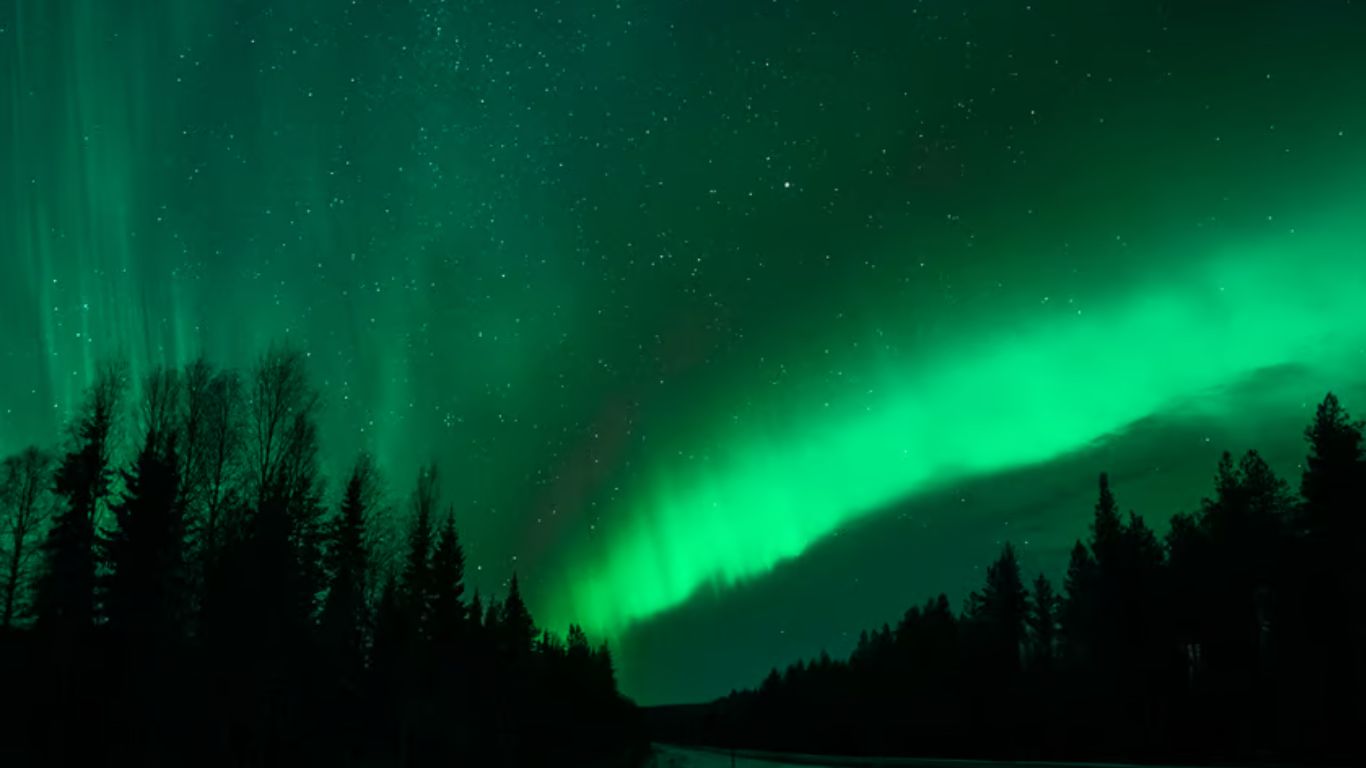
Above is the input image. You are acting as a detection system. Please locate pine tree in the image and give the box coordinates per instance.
[760,668,782,696]
[320,455,374,681]
[1178,450,1294,754]
[1297,394,1366,758]
[0,352,652,767]
[371,573,406,676]
[1301,393,1364,543]
[592,640,619,692]
[368,571,412,757]
[402,464,439,636]
[1027,572,1059,667]
[101,426,188,648]
[1202,451,1291,583]
[1165,508,1209,682]
[500,573,536,658]
[566,623,591,661]
[97,404,194,763]
[34,365,124,638]
[469,589,484,633]
[483,593,501,634]
[1091,472,1123,571]
[1062,539,1096,660]
[428,508,466,647]
[967,543,1028,676]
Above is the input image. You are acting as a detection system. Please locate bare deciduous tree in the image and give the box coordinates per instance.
[140,366,183,450]
[182,359,243,556]
[0,446,54,628]
[247,345,320,506]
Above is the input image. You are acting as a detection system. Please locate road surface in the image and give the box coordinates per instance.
[652,743,853,767]
[650,744,1220,768]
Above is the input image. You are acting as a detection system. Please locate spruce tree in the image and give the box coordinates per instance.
[967,543,1028,676]
[1027,572,1059,667]
[101,426,188,648]
[1062,539,1096,661]
[1091,472,1123,571]
[320,455,375,681]
[429,508,467,648]
[34,365,124,638]
[1300,393,1365,550]
[402,464,439,636]
[500,573,536,658]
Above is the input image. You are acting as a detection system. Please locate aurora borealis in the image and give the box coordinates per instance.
[3,0,1366,704]
[549,234,1366,635]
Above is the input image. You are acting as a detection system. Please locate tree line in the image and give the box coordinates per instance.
[0,348,645,766]
[669,393,1366,764]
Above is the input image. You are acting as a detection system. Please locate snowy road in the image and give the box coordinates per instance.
[650,743,1007,767]
[649,744,1219,768]
[651,743,850,767]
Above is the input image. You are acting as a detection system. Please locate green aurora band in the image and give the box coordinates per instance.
[545,218,1366,635]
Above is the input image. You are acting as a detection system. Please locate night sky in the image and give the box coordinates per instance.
[4,0,1366,705]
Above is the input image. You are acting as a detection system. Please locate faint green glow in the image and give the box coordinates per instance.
[547,225,1366,635]
[2,0,206,431]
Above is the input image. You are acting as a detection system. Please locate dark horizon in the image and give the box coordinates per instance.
[0,351,648,766]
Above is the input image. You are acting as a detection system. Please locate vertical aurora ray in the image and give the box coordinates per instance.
[1,0,211,441]
[546,223,1366,636]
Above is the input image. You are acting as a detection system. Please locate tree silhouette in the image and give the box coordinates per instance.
[0,446,53,628]
[0,356,646,767]
[1091,472,1124,566]
[1027,572,1059,668]
[692,398,1366,765]
[966,543,1028,676]
[181,360,242,571]
[469,588,484,635]
[429,508,467,648]
[402,463,439,635]
[101,426,188,646]
[33,363,124,638]
[1061,538,1096,663]
[22,352,1366,766]
[369,572,406,694]
[1294,393,1366,758]
[1300,392,1365,537]
[500,572,537,659]
[320,454,376,687]
[963,543,1028,754]
[199,346,329,764]
[97,371,194,762]
[483,590,502,633]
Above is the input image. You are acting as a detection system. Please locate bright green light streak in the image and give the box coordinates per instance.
[547,226,1366,636]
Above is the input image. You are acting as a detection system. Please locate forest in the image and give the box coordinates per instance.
[658,393,1366,764]
[0,348,645,766]
[4,345,1364,766]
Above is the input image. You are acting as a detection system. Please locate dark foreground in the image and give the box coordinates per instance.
[0,355,646,767]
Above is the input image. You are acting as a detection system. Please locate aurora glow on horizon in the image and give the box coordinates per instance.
[5,0,1366,703]
[546,228,1366,634]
